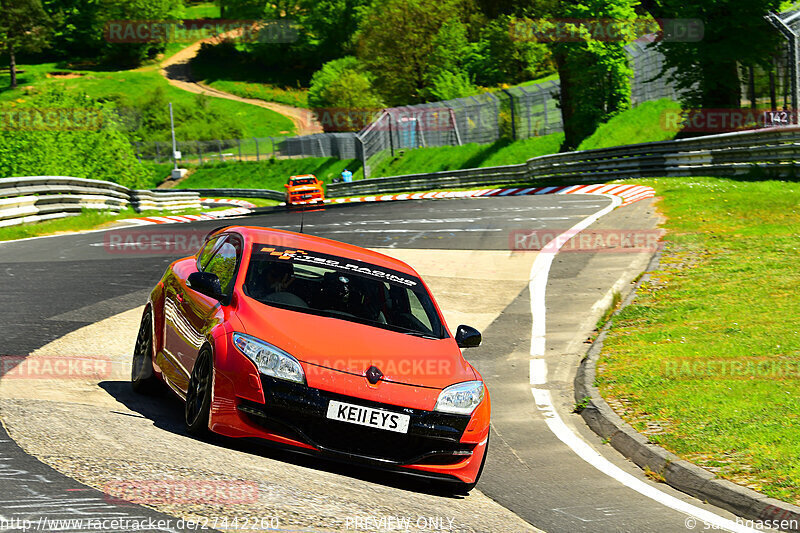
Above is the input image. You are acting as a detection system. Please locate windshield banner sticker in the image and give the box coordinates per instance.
[255,246,419,287]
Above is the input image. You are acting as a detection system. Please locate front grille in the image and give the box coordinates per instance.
[238,376,473,465]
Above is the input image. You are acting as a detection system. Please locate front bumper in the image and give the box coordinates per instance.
[238,376,474,467]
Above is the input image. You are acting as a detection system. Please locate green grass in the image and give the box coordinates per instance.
[0,63,296,139]
[182,1,221,18]
[368,134,565,177]
[178,157,363,190]
[518,73,559,87]
[0,208,141,241]
[202,79,309,108]
[578,99,682,151]
[597,176,800,504]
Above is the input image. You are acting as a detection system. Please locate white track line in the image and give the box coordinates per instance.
[527,194,756,533]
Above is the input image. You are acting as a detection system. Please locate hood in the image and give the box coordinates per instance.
[235,296,475,389]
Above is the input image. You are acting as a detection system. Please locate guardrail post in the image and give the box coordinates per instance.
[501,89,517,141]
[356,135,368,178]
[388,113,395,157]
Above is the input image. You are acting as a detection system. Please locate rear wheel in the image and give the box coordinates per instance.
[185,348,213,437]
[131,309,159,394]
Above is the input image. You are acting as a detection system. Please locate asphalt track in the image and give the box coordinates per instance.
[0,196,754,532]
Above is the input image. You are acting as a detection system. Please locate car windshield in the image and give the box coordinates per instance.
[244,245,446,339]
[291,178,316,186]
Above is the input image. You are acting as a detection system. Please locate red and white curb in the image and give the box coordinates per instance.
[119,185,654,226]
[200,198,257,209]
[120,207,252,226]
[327,184,654,208]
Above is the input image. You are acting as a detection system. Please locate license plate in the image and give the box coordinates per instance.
[302,194,312,199]
[326,400,410,434]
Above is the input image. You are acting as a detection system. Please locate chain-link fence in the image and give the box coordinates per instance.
[763,10,800,115]
[355,40,679,177]
[133,133,361,165]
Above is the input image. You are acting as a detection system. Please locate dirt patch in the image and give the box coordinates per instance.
[47,71,85,79]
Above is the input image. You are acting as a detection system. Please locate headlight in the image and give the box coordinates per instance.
[434,381,484,415]
[233,333,305,384]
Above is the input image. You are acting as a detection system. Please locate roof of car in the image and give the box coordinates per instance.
[219,226,419,275]
[289,174,316,180]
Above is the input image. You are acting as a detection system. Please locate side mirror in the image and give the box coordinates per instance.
[284,184,289,188]
[455,325,482,348]
[187,271,223,300]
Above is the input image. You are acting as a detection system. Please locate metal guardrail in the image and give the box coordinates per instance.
[0,176,202,228]
[328,127,800,197]
[171,188,284,202]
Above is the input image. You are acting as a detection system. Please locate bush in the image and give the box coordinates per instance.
[308,57,383,131]
[0,88,153,188]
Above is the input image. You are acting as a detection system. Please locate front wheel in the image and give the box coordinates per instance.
[131,309,159,394]
[185,348,213,438]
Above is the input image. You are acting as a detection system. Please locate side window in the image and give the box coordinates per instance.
[197,236,222,270]
[203,239,241,294]
[407,290,433,333]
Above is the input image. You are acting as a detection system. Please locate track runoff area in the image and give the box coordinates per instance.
[0,189,767,533]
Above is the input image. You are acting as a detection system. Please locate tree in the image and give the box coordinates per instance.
[0,0,53,88]
[96,0,183,68]
[356,0,468,105]
[308,56,384,131]
[465,15,554,87]
[538,0,637,150]
[646,0,782,110]
[296,0,371,62]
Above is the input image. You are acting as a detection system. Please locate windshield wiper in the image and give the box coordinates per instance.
[400,330,439,340]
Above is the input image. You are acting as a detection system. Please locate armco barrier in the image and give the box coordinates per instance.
[328,127,800,197]
[171,188,284,202]
[0,176,202,228]
[130,190,202,212]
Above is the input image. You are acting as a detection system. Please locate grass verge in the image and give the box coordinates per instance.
[368,134,565,178]
[0,62,296,139]
[597,176,800,504]
[178,158,362,190]
[0,208,141,242]
[578,99,682,151]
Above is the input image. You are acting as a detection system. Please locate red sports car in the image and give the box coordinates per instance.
[132,225,490,491]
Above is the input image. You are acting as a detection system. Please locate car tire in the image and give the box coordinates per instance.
[131,309,159,394]
[185,347,213,438]
[455,429,490,495]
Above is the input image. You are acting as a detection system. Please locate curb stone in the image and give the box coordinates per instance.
[575,251,800,531]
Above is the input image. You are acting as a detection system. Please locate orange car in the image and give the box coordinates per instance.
[284,174,325,207]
